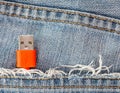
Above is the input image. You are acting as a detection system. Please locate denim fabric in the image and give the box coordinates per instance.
[0,0,120,93]
[0,77,120,93]
[4,0,120,19]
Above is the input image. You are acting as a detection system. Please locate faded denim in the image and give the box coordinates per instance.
[0,0,120,93]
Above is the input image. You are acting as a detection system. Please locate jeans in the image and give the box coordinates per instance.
[0,0,120,92]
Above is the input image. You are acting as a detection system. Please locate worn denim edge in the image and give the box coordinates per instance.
[0,85,119,89]
[0,76,120,89]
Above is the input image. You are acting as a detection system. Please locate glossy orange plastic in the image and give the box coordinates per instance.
[16,50,36,69]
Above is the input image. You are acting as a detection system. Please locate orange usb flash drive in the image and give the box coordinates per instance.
[16,35,36,70]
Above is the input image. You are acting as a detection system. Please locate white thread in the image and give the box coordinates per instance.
[28,69,45,77]
[95,55,102,75]
[0,68,10,77]
[0,55,115,78]
[109,73,120,77]
[61,64,91,68]
[2,68,15,77]
[59,55,112,77]
[68,63,95,76]
[88,60,94,66]
[13,68,32,78]
[68,66,95,76]
[0,68,16,77]
[45,68,67,78]
[60,60,95,76]
[95,55,112,75]
[100,73,120,77]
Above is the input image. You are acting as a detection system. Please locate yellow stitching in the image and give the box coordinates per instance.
[1,1,120,24]
[0,85,119,89]
[0,11,119,34]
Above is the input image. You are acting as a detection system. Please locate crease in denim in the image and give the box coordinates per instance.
[0,1,120,34]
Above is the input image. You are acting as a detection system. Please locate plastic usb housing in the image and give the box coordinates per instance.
[16,35,36,69]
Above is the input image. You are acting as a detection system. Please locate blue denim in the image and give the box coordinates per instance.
[0,0,120,92]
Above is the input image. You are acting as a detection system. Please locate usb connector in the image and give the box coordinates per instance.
[19,35,34,50]
[16,35,36,70]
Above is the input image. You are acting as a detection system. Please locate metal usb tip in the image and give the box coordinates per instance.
[19,35,34,50]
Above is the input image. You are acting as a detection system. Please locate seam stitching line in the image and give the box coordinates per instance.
[0,85,119,89]
[0,76,119,80]
[0,1,120,34]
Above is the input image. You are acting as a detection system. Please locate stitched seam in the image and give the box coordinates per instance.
[0,85,119,89]
[0,11,118,34]
[0,1,120,23]
[0,1,120,34]
[0,76,119,80]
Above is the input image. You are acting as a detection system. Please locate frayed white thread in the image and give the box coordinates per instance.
[68,66,95,76]
[60,60,95,76]
[0,68,11,77]
[59,55,112,77]
[13,68,32,78]
[61,60,94,68]
[28,69,45,76]
[0,55,115,78]
[68,61,95,76]
[13,68,48,78]
[0,68,15,77]
[2,68,15,77]
[95,55,112,75]
[0,67,67,78]
[45,68,67,78]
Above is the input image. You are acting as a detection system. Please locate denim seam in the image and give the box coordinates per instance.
[0,1,120,34]
[0,12,117,34]
[0,76,119,80]
[0,1,120,23]
[0,85,119,89]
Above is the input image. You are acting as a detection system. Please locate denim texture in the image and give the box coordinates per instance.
[4,0,120,19]
[0,0,120,92]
